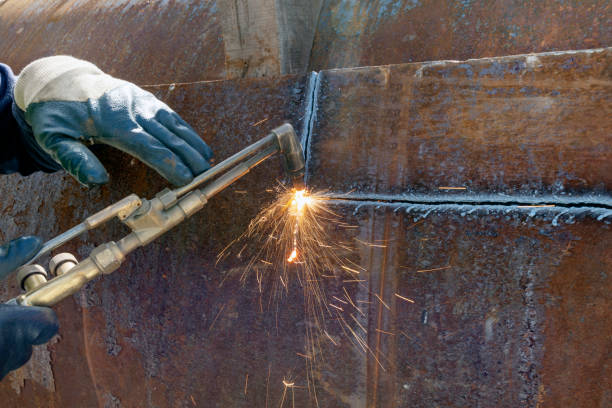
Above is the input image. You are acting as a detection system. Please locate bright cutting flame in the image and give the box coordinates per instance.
[288,189,311,263]
[287,248,298,262]
[292,189,311,215]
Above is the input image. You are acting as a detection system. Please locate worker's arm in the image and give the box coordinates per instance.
[0,63,62,175]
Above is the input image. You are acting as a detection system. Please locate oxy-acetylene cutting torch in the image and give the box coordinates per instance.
[6,123,305,307]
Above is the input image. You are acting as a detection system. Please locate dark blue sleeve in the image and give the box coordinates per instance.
[0,63,60,175]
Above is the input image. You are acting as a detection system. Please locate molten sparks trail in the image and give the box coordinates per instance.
[218,187,336,287]
[287,189,312,263]
[217,185,391,406]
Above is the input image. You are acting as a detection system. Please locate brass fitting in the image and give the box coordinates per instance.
[16,265,47,292]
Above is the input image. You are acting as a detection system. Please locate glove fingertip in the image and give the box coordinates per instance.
[168,168,194,187]
[29,307,59,345]
[179,152,211,177]
[15,236,43,258]
[152,150,195,186]
[78,167,110,187]
[168,112,214,160]
[201,142,214,162]
[0,236,44,280]
[49,138,110,187]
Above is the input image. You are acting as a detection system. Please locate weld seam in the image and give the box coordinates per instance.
[300,71,320,185]
[324,194,612,210]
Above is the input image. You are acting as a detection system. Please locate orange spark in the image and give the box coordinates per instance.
[415,265,452,273]
[329,303,344,311]
[332,296,348,304]
[394,293,415,303]
[324,330,338,346]
[341,265,361,275]
[374,293,390,310]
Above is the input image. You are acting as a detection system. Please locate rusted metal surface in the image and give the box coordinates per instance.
[310,0,612,71]
[319,203,612,407]
[307,48,612,196]
[0,0,226,84]
[0,48,610,407]
[2,0,609,85]
[217,0,323,78]
[217,0,283,78]
[0,0,322,82]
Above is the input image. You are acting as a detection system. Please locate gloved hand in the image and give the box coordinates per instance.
[0,236,41,280]
[0,236,58,380]
[13,56,213,187]
[0,304,58,380]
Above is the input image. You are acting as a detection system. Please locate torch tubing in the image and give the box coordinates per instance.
[201,146,277,199]
[25,194,142,265]
[172,133,278,198]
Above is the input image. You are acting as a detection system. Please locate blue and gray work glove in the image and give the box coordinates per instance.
[0,236,58,380]
[13,55,213,187]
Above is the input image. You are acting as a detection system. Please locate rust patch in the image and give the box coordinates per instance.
[307,48,612,196]
[0,0,225,84]
[311,0,612,70]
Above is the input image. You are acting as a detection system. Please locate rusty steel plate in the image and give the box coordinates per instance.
[0,0,225,84]
[307,48,612,196]
[310,0,612,70]
[320,203,611,408]
[0,48,610,407]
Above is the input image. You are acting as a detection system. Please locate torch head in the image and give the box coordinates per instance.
[272,124,306,189]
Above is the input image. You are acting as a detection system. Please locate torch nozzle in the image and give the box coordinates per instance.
[272,124,306,188]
